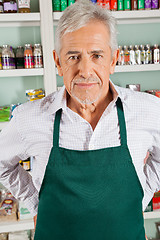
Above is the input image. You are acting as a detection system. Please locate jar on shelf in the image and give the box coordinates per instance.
[0,0,4,13]
[16,46,24,69]
[3,0,17,13]
[0,46,2,70]
[17,0,31,13]
[34,44,43,68]
[2,45,11,70]
[24,44,34,69]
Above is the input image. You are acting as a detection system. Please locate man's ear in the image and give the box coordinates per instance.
[110,49,119,75]
[53,50,63,76]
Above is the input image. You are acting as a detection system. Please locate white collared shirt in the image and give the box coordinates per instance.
[1,81,160,216]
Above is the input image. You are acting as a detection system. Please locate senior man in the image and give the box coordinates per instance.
[0,0,160,239]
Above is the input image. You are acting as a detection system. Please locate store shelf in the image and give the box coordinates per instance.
[0,122,9,131]
[53,10,160,24]
[0,68,44,77]
[0,219,34,233]
[115,64,160,73]
[0,13,40,27]
[144,211,160,220]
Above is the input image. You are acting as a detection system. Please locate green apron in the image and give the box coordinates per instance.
[34,97,145,240]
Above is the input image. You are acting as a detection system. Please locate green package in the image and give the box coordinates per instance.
[0,106,10,122]
[118,0,124,10]
[68,0,75,6]
[53,0,61,12]
[124,0,131,9]
[61,0,67,11]
[138,0,144,9]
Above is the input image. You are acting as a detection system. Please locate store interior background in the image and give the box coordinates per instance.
[0,0,160,238]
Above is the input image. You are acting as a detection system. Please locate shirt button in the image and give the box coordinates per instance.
[89,145,95,150]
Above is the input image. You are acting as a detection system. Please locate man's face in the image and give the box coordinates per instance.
[54,21,118,105]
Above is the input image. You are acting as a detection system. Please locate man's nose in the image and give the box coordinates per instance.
[78,57,93,79]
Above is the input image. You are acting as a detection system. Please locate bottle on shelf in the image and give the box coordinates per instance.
[17,0,31,13]
[118,46,124,65]
[2,45,11,70]
[16,46,24,69]
[153,44,159,64]
[0,0,4,13]
[129,45,136,65]
[24,44,34,69]
[140,44,145,64]
[3,0,17,13]
[124,45,130,65]
[134,45,141,65]
[0,47,2,70]
[145,44,152,64]
[34,44,43,68]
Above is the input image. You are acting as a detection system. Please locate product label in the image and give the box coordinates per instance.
[4,2,17,11]
[2,56,10,69]
[118,0,124,10]
[135,50,141,65]
[34,55,43,68]
[145,51,152,64]
[0,5,3,12]
[141,51,145,64]
[0,57,2,69]
[124,53,130,64]
[111,0,117,10]
[154,49,159,64]
[16,57,24,68]
[18,0,30,9]
[138,0,144,9]
[129,50,136,65]
[145,0,151,8]
[24,56,34,68]
[151,0,158,8]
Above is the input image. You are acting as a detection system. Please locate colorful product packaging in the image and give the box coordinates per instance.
[138,0,144,9]
[68,0,75,5]
[61,0,67,11]
[124,0,131,10]
[118,0,124,10]
[131,0,138,9]
[103,0,111,9]
[110,0,117,10]
[0,106,10,122]
[97,0,103,7]
[152,191,160,211]
[151,0,158,9]
[53,0,61,12]
[145,0,151,8]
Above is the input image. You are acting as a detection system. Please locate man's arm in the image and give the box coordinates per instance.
[0,113,38,216]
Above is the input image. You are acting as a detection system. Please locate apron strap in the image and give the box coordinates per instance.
[53,98,127,148]
[53,109,62,148]
[116,97,127,146]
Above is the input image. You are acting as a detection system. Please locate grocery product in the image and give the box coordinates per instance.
[2,45,11,70]
[145,0,151,9]
[68,0,75,5]
[10,46,16,69]
[124,0,131,10]
[129,45,136,65]
[97,0,103,6]
[138,0,144,9]
[16,46,24,69]
[0,233,8,240]
[153,44,159,64]
[26,88,45,101]
[145,89,160,97]
[110,0,117,10]
[3,0,17,13]
[135,45,141,65]
[145,44,152,64]
[118,46,124,65]
[140,44,145,64]
[131,0,137,9]
[24,44,34,69]
[0,106,10,122]
[17,0,31,13]
[0,46,2,70]
[118,0,124,10]
[103,0,110,9]
[61,0,67,11]
[151,0,159,8]
[53,0,61,11]
[124,45,130,65]
[34,44,43,68]
[0,0,3,13]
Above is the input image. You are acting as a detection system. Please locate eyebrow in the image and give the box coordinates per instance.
[66,50,104,55]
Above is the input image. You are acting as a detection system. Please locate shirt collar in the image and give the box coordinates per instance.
[42,80,125,116]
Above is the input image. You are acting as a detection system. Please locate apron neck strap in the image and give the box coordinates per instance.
[53,97,127,148]
[116,97,127,146]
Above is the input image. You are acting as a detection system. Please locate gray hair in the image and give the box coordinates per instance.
[55,0,118,57]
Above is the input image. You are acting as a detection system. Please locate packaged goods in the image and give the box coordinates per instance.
[53,0,61,11]
[2,45,11,70]
[126,84,141,91]
[153,44,159,64]
[10,46,16,69]
[118,0,124,10]
[145,89,160,98]
[68,0,75,5]
[3,0,17,13]
[110,0,117,10]
[129,45,136,65]
[124,0,131,9]
[135,45,141,65]
[34,44,43,68]
[140,45,145,64]
[24,44,34,69]
[0,47,2,70]
[0,233,8,240]
[91,0,97,3]
[145,0,151,9]
[145,44,152,64]
[18,0,30,13]
[118,46,124,65]
[138,0,144,9]
[26,88,45,101]
[20,158,31,171]
[151,0,158,8]
[0,192,18,222]
[97,0,103,7]
[61,0,67,11]
[152,191,160,210]
[103,0,111,9]
[16,46,24,69]
[0,0,3,13]
[131,0,137,9]
[124,45,130,65]
[0,106,10,122]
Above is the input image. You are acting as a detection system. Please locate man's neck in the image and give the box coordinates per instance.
[67,90,113,130]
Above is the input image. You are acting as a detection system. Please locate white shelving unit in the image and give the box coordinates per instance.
[0,68,44,77]
[115,64,160,73]
[0,219,34,234]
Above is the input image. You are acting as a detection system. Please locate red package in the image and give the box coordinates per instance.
[103,0,111,9]
[110,0,117,10]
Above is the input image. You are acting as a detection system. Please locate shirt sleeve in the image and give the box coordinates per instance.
[0,110,38,216]
[142,118,160,211]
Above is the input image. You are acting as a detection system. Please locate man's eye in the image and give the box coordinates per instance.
[69,56,79,60]
[93,54,102,59]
